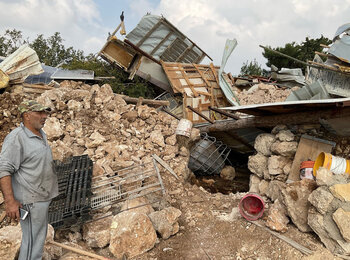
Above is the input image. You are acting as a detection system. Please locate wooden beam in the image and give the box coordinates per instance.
[198,107,350,132]
[208,107,240,120]
[119,95,170,107]
[187,105,214,124]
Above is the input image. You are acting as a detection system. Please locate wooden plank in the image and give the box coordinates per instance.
[288,135,335,181]
[176,44,194,62]
[199,107,350,133]
[179,67,199,97]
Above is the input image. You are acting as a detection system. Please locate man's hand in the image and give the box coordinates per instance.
[0,175,21,220]
[5,197,21,220]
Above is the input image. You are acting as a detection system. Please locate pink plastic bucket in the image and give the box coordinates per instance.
[239,193,265,221]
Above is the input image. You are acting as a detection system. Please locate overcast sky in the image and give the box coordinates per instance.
[0,0,349,75]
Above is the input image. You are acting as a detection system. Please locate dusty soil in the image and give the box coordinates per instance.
[134,179,332,260]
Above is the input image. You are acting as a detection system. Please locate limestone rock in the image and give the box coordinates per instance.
[271,125,288,134]
[270,141,298,157]
[0,224,21,260]
[268,155,291,175]
[121,197,154,215]
[122,110,138,122]
[282,179,317,232]
[258,180,269,196]
[248,153,268,178]
[254,133,275,156]
[266,199,289,232]
[276,130,295,142]
[148,207,182,239]
[83,216,112,248]
[51,140,74,161]
[67,100,83,112]
[316,167,333,186]
[220,166,236,181]
[308,208,340,254]
[333,208,350,242]
[165,134,177,146]
[249,174,261,193]
[0,190,3,204]
[308,187,334,215]
[149,130,165,147]
[266,180,286,202]
[330,183,350,202]
[109,211,157,259]
[86,131,106,148]
[43,117,63,139]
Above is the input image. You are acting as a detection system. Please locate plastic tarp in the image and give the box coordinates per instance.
[218,39,239,106]
[126,15,204,62]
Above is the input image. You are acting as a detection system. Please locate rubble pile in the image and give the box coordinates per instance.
[236,83,299,105]
[0,80,197,259]
[0,92,23,144]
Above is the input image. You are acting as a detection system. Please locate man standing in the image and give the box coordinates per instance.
[0,100,58,260]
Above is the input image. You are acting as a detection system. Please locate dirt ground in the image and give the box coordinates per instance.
[0,168,341,260]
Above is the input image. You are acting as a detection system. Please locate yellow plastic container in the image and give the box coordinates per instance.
[0,69,9,89]
[313,152,350,176]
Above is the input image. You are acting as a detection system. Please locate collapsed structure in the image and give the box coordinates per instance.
[1,14,350,259]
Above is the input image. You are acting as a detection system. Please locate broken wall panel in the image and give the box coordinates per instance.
[126,14,211,64]
[99,38,138,71]
[162,62,230,123]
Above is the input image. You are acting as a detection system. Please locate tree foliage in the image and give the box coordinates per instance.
[0,29,29,56]
[239,59,264,76]
[0,29,156,98]
[262,36,332,71]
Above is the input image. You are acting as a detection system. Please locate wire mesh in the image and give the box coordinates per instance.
[90,160,165,212]
[188,132,231,176]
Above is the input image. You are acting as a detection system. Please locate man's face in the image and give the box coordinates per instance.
[25,111,48,131]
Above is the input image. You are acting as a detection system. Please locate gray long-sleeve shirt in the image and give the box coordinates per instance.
[0,123,58,204]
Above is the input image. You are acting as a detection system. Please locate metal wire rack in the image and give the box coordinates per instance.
[48,155,165,229]
[90,159,165,212]
[188,132,231,176]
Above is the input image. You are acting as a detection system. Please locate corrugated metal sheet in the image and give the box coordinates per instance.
[0,44,43,85]
[51,69,94,80]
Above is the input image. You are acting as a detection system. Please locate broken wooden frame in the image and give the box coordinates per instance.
[161,62,230,123]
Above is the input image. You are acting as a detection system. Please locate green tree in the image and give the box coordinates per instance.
[262,35,332,72]
[239,59,264,76]
[0,29,28,56]
[30,32,84,67]
[0,29,156,98]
